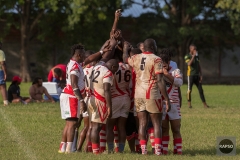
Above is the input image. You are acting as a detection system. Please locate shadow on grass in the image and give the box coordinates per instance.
[182,147,239,156]
[182,148,216,156]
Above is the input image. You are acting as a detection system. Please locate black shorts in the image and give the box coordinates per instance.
[125,112,138,136]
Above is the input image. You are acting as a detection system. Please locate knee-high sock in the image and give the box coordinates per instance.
[162,136,170,155]
[174,138,182,155]
[99,125,106,152]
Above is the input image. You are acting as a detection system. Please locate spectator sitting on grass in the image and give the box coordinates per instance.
[29,77,55,103]
[8,76,32,104]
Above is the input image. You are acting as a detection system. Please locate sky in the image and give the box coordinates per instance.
[121,0,157,17]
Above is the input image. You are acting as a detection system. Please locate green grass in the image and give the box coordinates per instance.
[0,84,240,160]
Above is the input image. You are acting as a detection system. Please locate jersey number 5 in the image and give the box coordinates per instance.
[140,57,146,70]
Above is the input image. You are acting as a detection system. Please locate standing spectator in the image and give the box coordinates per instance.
[0,41,8,106]
[48,64,67,83]
[8,76,31,104]
[29,77,55,103]
[184,44,209,108]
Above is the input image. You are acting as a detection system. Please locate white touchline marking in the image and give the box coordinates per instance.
[0,108,37,160]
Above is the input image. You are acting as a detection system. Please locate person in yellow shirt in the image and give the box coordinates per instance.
[0,42,8,106]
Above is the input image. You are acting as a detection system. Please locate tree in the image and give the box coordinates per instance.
[121,0,240,75]
[0,0,121,81]
[216,0,240,35]
[0,0,62,82]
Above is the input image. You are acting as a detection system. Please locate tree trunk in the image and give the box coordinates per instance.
[20,21,31,82]
[19,0,31,82]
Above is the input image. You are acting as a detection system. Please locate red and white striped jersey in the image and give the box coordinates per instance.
[83,65,94,97]
[89,64,114,100]
[111,62,131,98]
[128,52,163,99]
[164,66,183,104]
[62,59,85,96]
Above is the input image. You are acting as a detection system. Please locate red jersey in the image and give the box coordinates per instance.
[48,64,66,82]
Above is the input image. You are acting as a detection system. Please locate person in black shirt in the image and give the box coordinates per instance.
[8,76,31,104]
[184,44,209,108]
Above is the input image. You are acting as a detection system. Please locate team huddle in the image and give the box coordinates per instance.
[58,9,182,155]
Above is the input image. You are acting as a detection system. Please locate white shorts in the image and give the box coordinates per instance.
[60,93,80,119]
[82,97,90,118]
[162,103,181,120]
[112,96,131,119]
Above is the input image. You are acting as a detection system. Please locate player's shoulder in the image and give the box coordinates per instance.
[184,54,191,60]
[170,61,178,69]
[94,64,109,72]
[152,54,162,63]
[119,62,130,70]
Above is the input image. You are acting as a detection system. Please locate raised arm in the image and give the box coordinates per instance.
[110,9,122,38]
[122,41,131,64]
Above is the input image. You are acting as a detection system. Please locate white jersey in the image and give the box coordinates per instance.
[164,65,183,104]
[83,65,94,97]
[111,62,131,98]
[62,59,85,96]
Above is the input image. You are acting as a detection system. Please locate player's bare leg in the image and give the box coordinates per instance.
[84,121,92,152]
[149,113,162,155]
[117,117,127,152]
[106,118,118,153]
[170,119,182,155]
[0,85,8,106]
[91,122,103,154]
[137,111,148,154]
[77,116,89,151]
[59,118,78,153]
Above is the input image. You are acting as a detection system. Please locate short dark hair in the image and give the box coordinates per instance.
[136,42,143,49]
[32,77,42,85]
[85,50,94,57]
[130,48,142,55]
[189,44,197,49]
[53,68,62,77]
[71,44,84,56]
[159,48,172,63]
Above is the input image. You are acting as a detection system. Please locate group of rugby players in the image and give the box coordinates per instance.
[58,9,182,156]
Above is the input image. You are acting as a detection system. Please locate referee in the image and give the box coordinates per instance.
[184,44,209,108]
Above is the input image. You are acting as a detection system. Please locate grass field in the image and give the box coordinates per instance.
[0,83,239,160]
